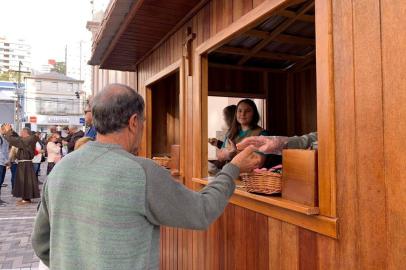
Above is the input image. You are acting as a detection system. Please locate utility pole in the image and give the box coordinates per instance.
[15,61,23,132]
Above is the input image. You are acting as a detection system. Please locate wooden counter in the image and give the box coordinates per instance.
[192,177,338,238]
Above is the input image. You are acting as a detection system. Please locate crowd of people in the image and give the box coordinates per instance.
[0,103,97,206]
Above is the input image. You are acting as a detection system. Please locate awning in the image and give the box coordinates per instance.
[88,0,201,71]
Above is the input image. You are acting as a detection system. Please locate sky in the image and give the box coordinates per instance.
[0,0,108,69]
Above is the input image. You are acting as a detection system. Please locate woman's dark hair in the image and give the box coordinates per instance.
[223,105,237,129]
[229,99,261,141]
[0,135,3,145]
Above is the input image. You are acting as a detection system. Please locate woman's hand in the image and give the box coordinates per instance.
[208,138,218,147]
[216,139,237,161]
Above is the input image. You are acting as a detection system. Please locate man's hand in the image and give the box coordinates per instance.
[236,136,288,154]
[230,145,263,173]
[0,123,12,135]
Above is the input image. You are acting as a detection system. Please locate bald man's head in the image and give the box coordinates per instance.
[92,84,144,135]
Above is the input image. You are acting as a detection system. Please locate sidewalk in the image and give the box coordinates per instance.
[0,165,46,270]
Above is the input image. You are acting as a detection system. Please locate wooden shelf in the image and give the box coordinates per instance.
[192,178,319,215]
[192,177,338,238]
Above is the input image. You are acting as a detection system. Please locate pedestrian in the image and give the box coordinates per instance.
[8,146,18,191]
[32,133,43,179]
[46,133,61,175]
[84,102,96,140]
[0,124,40,205]
[32,83,262,269]
[62,125,84,153]
[0,133,9,205]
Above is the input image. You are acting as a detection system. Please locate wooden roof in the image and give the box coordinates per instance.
[209,0,315,72]
[89,0,201,71]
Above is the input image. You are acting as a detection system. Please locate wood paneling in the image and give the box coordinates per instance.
[352,0,387,268]
[381,0,406,268]
[89,0,406,269]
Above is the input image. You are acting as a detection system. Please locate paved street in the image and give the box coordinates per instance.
[0,165,46,270]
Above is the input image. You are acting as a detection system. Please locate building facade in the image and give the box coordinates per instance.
[0,37,31,73]
[24,72,85,131]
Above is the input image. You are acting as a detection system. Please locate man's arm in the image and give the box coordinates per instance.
[31,182,51,266]
[139,160,238,230]
[3,131,25,149]
[286,132,318,149]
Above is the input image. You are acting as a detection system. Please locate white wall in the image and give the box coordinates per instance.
[25,78,83,116]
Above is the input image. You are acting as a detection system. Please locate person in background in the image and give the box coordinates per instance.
[46,133,62,175]
[63,125,84,154]
[32,132,43,180]
[0,134,9,205]
[208,104,237,149]
[32,83,262,269]
[236,132,318,154]
[9,146,18,191]
[84,103,97,140]
[74,137,93,150]
[216,99,270,162]
[1,124,40,205]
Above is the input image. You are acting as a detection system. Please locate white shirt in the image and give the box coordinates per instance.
[32,142,42,163]
[47,142,61,163]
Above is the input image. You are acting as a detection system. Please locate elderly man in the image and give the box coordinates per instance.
[32,84,262,269]
[63,125,84,153]
[0,125,40,205]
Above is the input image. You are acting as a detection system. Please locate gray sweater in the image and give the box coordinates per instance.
[32,142,238,269]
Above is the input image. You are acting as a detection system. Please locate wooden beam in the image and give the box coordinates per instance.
[246,30,315,45]
[216,46,306,61]
[144,60,182,86]
[196,0,298,55]
[278,10,315,22]
[290,50,316,72]
[208,62,286,73]
[238,1,315,65]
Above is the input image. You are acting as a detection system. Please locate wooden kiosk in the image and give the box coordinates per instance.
[89,0,406,269]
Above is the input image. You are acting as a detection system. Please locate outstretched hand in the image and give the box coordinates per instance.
[230,145,263,173]
[236,136,288,154]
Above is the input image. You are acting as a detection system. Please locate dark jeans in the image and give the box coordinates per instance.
[10,163,17,190]
[33,163,41,177]
[0,165,6,187]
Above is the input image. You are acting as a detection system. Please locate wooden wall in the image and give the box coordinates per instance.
[116,0,406,269]
[208,66,266,97]
[91,65,137,97]
[267,67,317,137]
[150,72,180,157]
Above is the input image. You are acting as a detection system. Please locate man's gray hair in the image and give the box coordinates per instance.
[92,84,145,135]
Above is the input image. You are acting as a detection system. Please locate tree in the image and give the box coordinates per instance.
[0,70,30,82]
[51,62,66,75]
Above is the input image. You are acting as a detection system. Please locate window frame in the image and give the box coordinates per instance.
[193,0,337,237]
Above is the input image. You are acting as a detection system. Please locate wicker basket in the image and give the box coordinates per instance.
[152,156,171,168]
[240,171,282,195]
